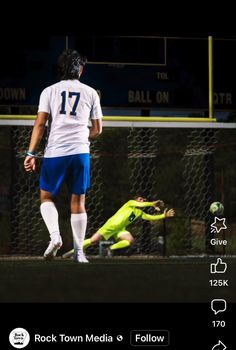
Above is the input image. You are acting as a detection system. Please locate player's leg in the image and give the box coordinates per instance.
[84,221,120,251]
[83,220,117,250]
[110,231,134,250]
[40,157,69,259]
[40,190,62,260]
[61,225,104,258]
[70,193,89,262]
[83,232,104,250]
[68,154,90,263]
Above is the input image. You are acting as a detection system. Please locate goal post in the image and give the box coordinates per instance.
[0,115,217,123]
[0,116,235,257]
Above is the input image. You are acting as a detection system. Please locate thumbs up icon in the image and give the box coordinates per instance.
[210,258,227,274]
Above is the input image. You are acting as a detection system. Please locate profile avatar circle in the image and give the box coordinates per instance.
[9,328,30,348]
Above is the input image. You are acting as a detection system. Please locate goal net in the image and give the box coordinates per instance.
[0,118,235,257]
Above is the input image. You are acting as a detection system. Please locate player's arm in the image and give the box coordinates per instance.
[28,112,49,152]
[129,200,163,208]
[89,91,103,139]
[141,208,175,221]
[89,118,102,139]
[24,112,49,172]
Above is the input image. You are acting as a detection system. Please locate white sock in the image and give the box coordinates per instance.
[71,213,87,251]
[40,202,61,241]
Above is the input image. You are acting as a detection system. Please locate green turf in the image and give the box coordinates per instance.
[0,257,235,303]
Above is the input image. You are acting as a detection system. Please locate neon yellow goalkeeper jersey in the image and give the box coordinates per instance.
[99,200,165,234]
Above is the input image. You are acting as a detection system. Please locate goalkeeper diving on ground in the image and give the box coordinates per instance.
[62,196,175,260]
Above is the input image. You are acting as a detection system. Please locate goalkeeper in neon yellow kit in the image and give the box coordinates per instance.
[83,196,175,252]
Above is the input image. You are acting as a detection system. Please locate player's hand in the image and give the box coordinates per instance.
[164,208,175,217]
[153,200,164,211]
[24,156,36,172]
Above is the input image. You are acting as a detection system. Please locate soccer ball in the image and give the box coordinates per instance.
[209,202,224,216]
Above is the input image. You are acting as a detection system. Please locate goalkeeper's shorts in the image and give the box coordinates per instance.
[98,225,130,241]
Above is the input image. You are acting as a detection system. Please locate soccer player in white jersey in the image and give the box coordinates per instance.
[24,49,103,263]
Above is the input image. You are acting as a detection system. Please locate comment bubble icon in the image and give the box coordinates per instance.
[211,299,227,315]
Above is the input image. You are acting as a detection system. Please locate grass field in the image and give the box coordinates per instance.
[0,256,235,303]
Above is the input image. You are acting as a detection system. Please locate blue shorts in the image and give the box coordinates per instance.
[40,154,90,197]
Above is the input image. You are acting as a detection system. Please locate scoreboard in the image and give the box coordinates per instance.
[0,36,236,111]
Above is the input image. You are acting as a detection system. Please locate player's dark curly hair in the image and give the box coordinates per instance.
[57,49,87,80]
[132,194,146,200]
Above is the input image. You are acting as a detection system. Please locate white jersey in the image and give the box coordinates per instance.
[38,79,102,157]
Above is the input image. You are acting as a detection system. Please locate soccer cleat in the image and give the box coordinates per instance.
[74,249,89,263]
[44,236,62,260]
